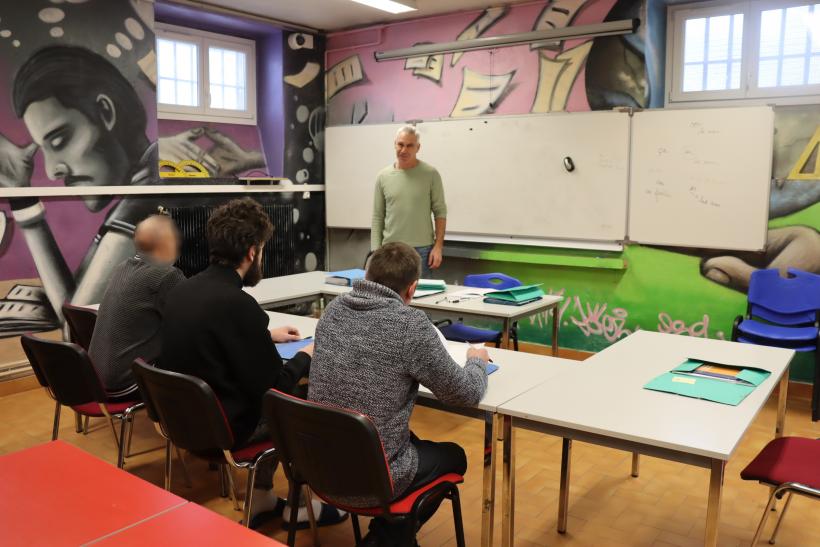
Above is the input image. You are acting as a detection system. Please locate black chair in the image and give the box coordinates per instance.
[62,302,99,434]
[131,360,276,527]
[20,334,143,468]
[264,389,466,547]
[62,302,98,351]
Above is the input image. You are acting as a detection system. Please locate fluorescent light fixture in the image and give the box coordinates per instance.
[351,0,417,14]
[375,18,639,61]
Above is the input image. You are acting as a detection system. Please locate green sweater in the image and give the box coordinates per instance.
[371,160,447,249]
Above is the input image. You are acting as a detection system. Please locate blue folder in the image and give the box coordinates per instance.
[276,338,313,360]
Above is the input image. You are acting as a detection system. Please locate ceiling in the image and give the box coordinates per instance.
[174,0,534,32]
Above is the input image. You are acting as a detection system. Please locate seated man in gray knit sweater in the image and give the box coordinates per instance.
[309,241,489,545]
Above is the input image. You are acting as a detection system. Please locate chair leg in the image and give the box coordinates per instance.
[287,482,302,547]
[175,445,193,488]
[51,402,61,441]
[219,464,229,498]
[116,415,129,469]
[164,440,173,491]
[450,487,466,547]
[769,491,794,544]
[225,466,241,512]
[351,514,362,545]
[751,488,779,545]
[83,415,90,435]
[125,416,135,457]
[303,486,320,546]
[243,465,258,527]
[75,411,82,433]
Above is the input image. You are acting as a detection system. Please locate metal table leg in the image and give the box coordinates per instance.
[501,416,516,547]
[557,438,572,533]
[704,459,725,547]
[551,306,559,356]
[481,412,499,547]
[776,369,788,437]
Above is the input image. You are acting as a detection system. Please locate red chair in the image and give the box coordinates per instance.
[741,437,820,545]
[131,360,277,527]
[263,389,465,547]
[20,334,143,468]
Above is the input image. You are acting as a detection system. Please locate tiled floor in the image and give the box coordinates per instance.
[0,383,817,546]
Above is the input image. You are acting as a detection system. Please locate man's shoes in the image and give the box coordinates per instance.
[281,500,348,531]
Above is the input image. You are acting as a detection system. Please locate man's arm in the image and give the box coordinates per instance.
[429,170,447,269]
[371,178,386,250]
[404,312,487,406]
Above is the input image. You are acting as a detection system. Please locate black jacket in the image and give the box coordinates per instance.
[160,264,310,446]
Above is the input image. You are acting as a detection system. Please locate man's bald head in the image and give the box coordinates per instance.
[134,215,180,264]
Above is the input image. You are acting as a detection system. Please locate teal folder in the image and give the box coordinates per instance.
[483,284,544,304]
[643,359,771,406]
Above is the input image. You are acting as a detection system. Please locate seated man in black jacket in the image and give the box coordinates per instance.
[160,197,344,528]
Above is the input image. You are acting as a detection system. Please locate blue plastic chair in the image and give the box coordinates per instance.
[437,273,522,351]
[732,268,820,421]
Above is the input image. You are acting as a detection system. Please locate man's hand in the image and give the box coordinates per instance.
[467,345,490,362]
[270,326,302,343]
[298,342,315,357]
[0,134,37,188]
[158,128,219,175]
[429,244,443,269]
[205,128,265,177]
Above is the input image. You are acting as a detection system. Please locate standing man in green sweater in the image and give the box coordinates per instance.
[372,125,447,278]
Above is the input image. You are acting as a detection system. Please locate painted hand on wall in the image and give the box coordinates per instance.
[701,225,820,291]
[0,133,38,189]
[158,127,265,177]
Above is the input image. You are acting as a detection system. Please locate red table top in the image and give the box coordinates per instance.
[89,502,285,546]
[0,441,186,546]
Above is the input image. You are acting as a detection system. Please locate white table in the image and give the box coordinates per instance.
[249,272,564,353]
[265,311,574,546]
[497,330,794,547]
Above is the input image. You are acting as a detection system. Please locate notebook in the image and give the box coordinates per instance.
[414,279,447,298]
[483,284,544,305]
[325,269,366,286]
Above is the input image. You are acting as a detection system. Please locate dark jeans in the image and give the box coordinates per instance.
[414,245,433,279]
[368,434,467,546]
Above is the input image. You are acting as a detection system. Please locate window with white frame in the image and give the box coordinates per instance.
[668,1,820,105]
[156,24,256,124]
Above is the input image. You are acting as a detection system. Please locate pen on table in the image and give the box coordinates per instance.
[470,343,493,363]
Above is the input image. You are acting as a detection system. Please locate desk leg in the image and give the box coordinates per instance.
[551,306,559,356]
[704,459,725,547]
[776,370,788,438]
[502,416,515,547]
[481,412,498,547]
[557,438,572,534]
[502,318,511,350]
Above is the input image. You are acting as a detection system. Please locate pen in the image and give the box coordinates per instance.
[469,343,493,363]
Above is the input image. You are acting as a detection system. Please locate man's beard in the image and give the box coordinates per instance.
[242,251,264,287]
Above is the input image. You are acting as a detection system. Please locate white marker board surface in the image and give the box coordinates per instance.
[326,112,630,242]
[628,106,774,251]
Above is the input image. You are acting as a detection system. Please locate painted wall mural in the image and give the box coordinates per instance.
[325,0,820,382]
[0,0,158,347]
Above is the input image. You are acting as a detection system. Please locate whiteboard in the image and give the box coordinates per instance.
[628,106,774,251]
[326,112,631,243]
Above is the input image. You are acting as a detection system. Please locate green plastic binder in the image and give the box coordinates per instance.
[643,359,771,406]
[483,284,545,304]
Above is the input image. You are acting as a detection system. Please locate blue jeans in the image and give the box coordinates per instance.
[415,245,433,279]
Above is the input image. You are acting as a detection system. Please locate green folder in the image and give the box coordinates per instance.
[644,359,771,406]
[484,284,545,303]
[417,279,446,291]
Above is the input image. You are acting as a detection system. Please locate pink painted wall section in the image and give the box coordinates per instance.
[326,0,618,124]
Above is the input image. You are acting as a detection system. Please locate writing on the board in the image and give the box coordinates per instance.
[689,121,720,135]
[689,185,721,208]
[644,179,671,202]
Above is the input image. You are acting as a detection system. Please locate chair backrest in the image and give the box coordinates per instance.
[747,268,820,325]
[62,303,98,351]
[131,360,234,453]
[263,390,394,512]
[20,334,106,406]
[463,272,521,290]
